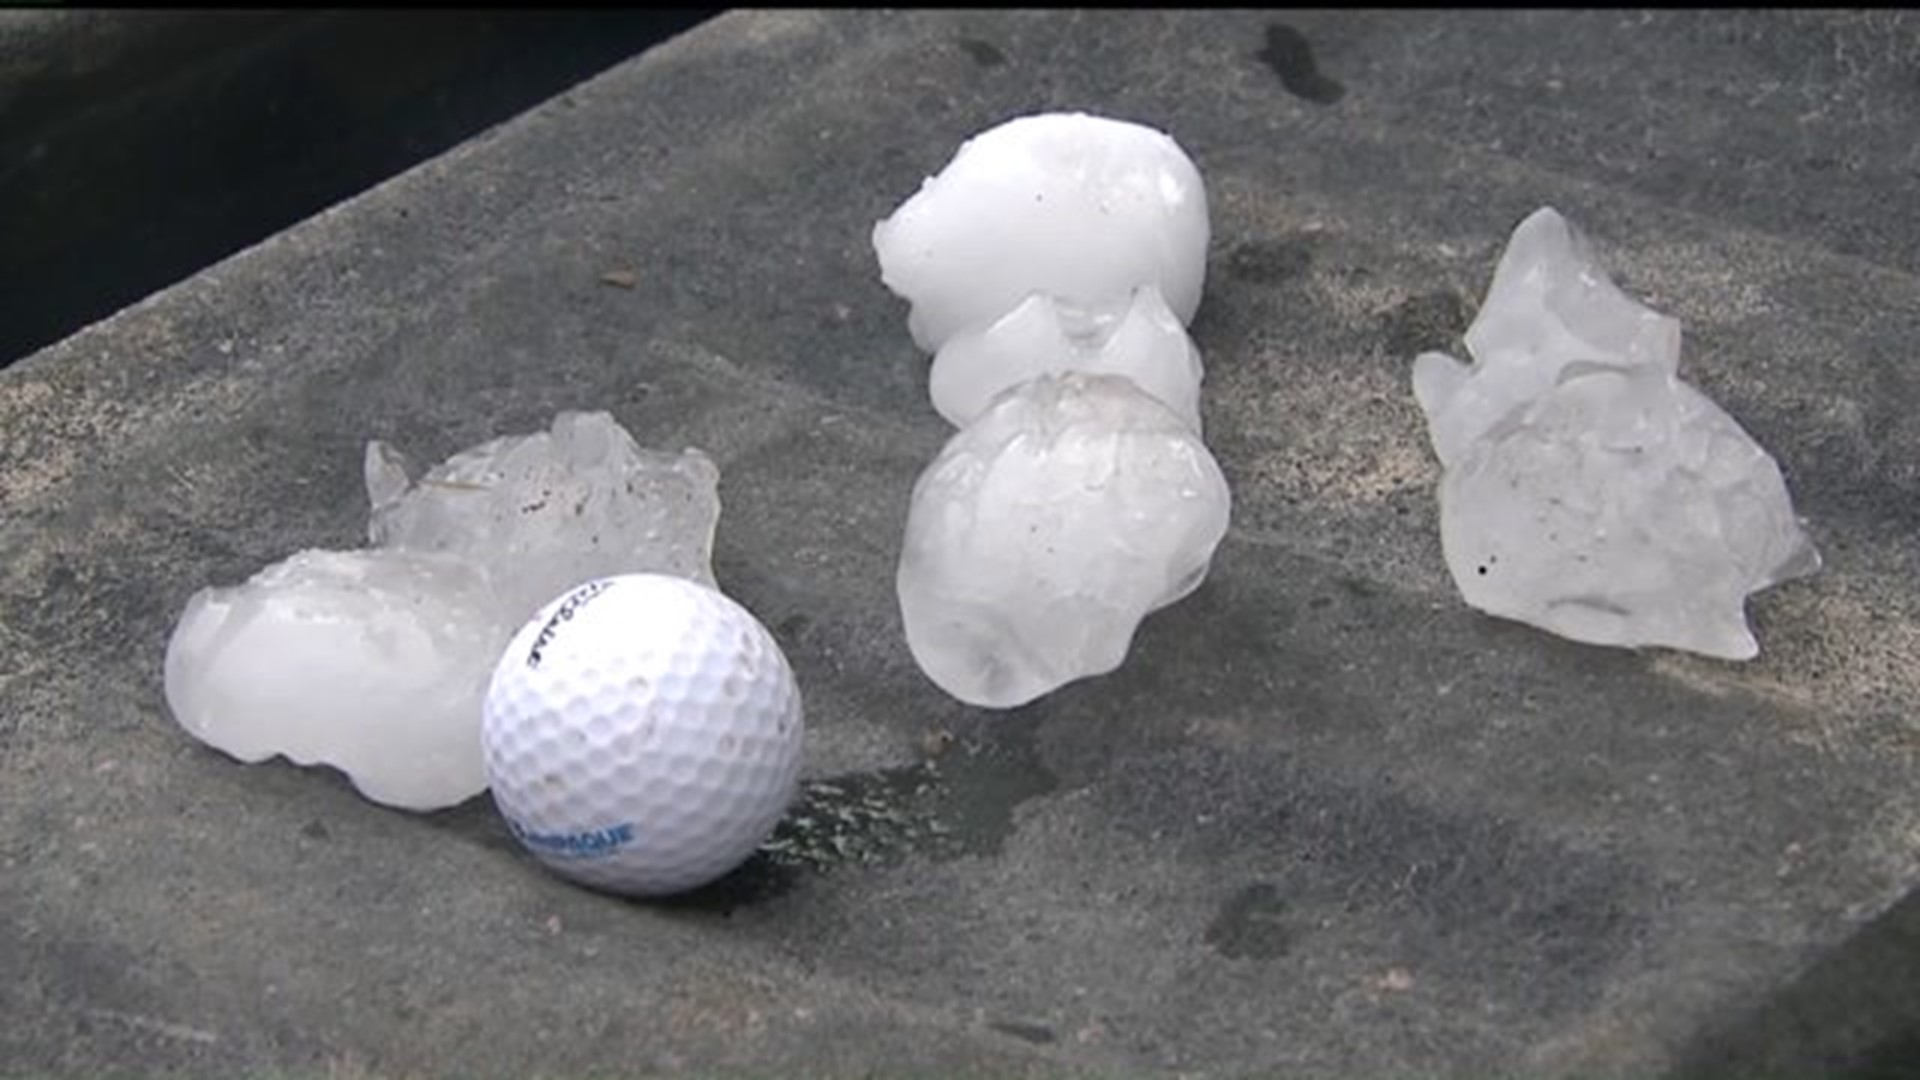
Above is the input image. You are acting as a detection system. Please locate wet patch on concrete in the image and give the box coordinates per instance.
[987,1018,1057,1045]
[922,719,1062,859]
[1204,881,1297,960]
[420,721,1060,915]
[1097,743,1656,1015]
[754,720,1060,880]
[1256,23,1345,106]
[1223,236,1315,287]
[1380,290,1470,358]
[622,731,1060,914]
[956,37,1006,68]
[762,766,952,871]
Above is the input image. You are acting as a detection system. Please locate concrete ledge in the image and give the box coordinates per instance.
[3,11,1917,1077]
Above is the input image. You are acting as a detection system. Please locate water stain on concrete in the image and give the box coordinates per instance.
[1205,881,1297,960]
[1381,290,1470,358]
[987,1019,1057,1045]
[1256,23,1345,106]
[1224,237,1314,286]
[1096,743,1655,1015]
[956,37,1006,68]
[554,727,1060,915]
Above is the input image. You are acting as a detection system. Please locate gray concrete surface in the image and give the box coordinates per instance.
[4,10,1918,1077]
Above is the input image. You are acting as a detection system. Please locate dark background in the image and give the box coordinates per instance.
[0,10,722,368]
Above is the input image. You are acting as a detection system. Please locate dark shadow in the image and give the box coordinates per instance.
[1666,884,1920,1080]
[1,9,723,368]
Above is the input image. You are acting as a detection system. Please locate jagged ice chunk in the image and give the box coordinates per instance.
[1414,207,1682,468]
[928,285,1205,433]
[872,112,1209,353]
[368,410,720,626]
[898,373,1231,708]
[1414,208,1819,659]
[164,411,723,810]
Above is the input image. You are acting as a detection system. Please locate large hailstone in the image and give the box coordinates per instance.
[1413,208,1820,659]
[872,111,1209,353]
[164,550,508,810]
[928,284,1205,433]
[1413,207,1683,464]
[367,410,720,626]
[164,411,722,810]
[898,372,1231,709]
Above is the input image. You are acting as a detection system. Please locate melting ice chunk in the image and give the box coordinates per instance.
[928,285,1205,433]
[164,411,723,810]
[367,410,720,626]
[1414,208,1819,659]
[898,372,1231,708]
[872,112,1210,353]
[164,550,507,810]
[1440,364,1821,659]
[1414,207,1682,467]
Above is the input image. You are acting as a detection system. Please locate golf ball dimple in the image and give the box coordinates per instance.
[481,573,804,897]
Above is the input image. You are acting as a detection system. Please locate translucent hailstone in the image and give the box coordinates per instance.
[872,111,1210,353]
[164,411,723,810]
[1413,208,1820,658]
[367,410,721,626]
[897,372,1232,708]
[1414,207,1684,468]
[928,284,1205,433]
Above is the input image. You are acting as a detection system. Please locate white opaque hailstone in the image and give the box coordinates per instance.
[872,112,1209,353]
[928,284,1205,433]
[164,550,507,811]
[1414,207,1820,659]
[367,410,721,626]
[898,372,1231,709]
[164,411,723,810]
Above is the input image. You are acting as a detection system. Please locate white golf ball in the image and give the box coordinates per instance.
[481,573,804,897]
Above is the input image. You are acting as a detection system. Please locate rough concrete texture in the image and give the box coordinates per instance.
[4,10,1918,1078]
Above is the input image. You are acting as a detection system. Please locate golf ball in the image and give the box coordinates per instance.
[481,573,804,897]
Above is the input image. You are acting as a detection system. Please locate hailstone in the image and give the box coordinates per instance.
[897,373,1231,708]
[1413,208,1819,658]
[367,410,720,626]
[164,549,506,810]
[164,411,723,810]
[928,285,1204,433]
[872,111,1209,353]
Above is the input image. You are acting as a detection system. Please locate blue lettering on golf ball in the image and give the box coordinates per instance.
[507,818,636,859]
